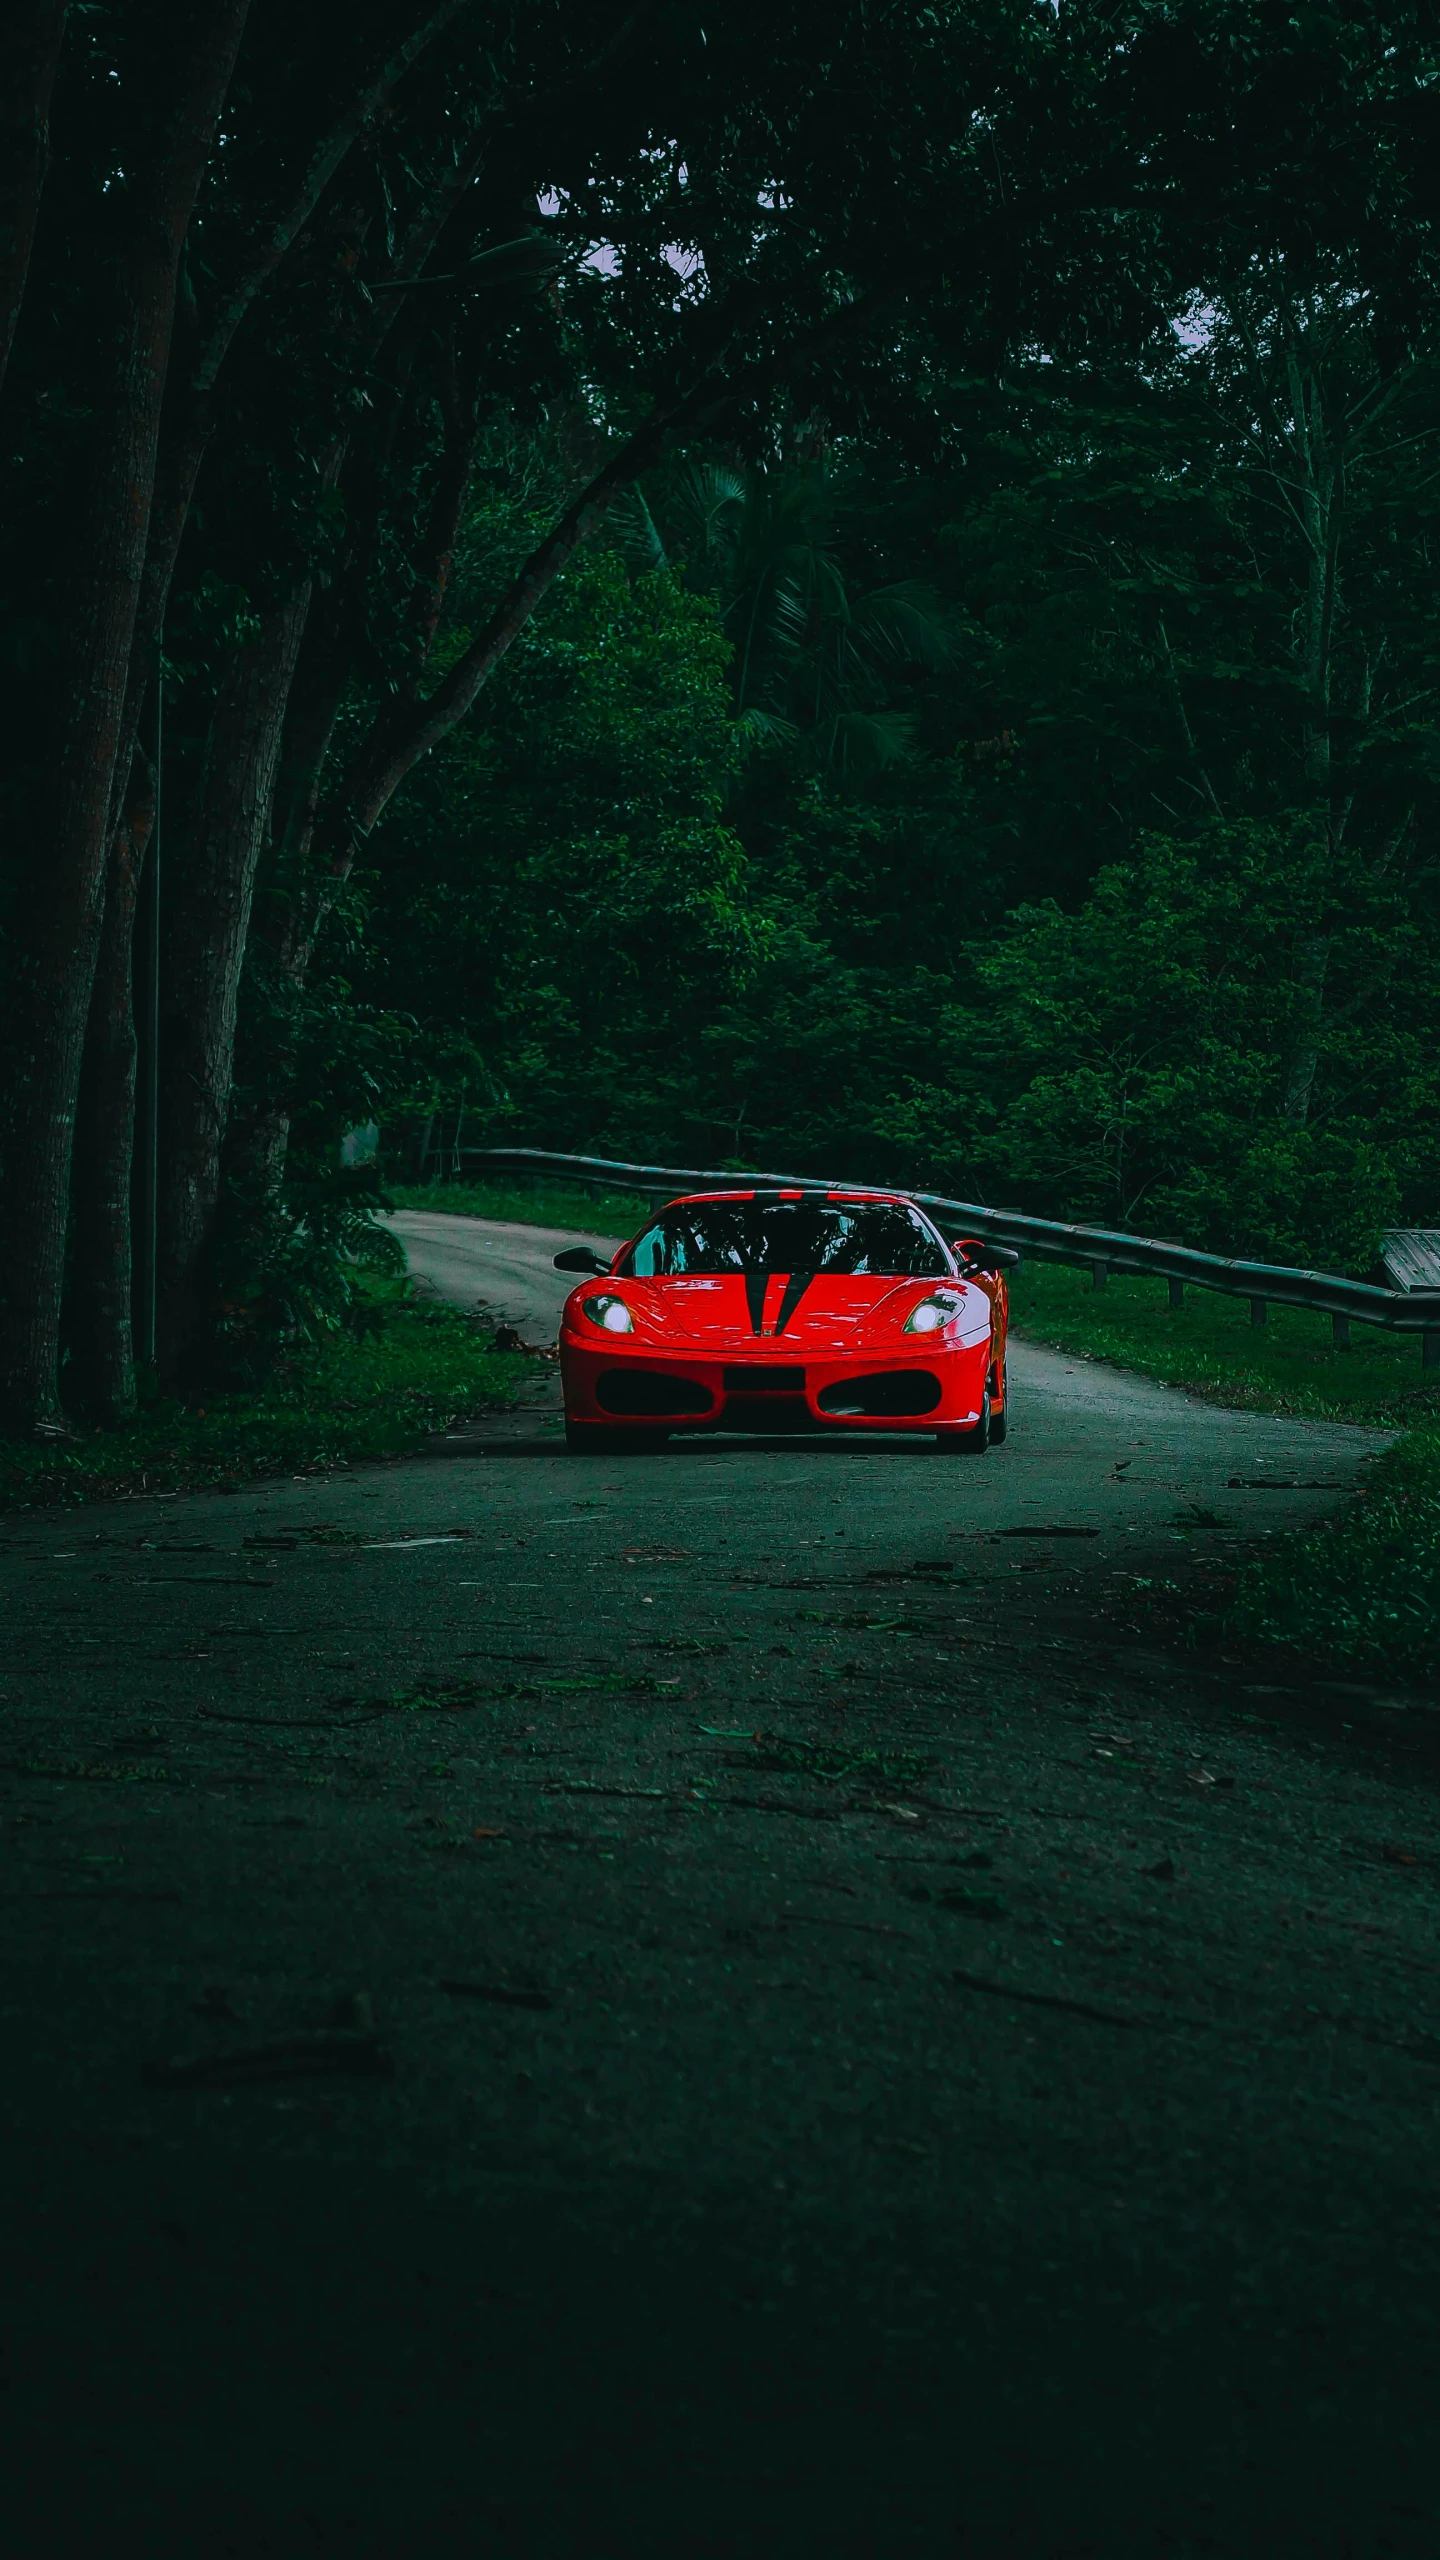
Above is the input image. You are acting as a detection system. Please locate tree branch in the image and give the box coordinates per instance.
[1155,616,1223,818]
[329,283,895,854]
[192,0,481,395]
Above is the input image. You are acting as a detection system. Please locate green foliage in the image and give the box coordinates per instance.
[879,822,1440,1271]
[0,1289,531,1512]
[238,947,429,1181]
[737,1730,934,1787]
[364,547,753,1147]
[1227,1431,1440,1684]
[204,68,1440,1304]
[926,307,1440,903]
[631,458,953,774]
[208,1166,407,1386]
[1008,1260,1440,1427]
[160,33,1440,1313]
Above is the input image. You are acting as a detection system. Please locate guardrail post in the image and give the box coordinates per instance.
[1426,1330,1440,1372]
[1167,1277,1184,1310]
[1089,1260,1108,1291]
[1331,1313,1350,1348]
[1250,1298,1267,1328]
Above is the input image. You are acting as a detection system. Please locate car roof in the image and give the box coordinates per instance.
[663,1187,917,1207]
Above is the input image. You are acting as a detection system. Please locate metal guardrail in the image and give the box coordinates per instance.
[441,1146,1440,1365]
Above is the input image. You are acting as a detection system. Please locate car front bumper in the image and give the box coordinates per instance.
[559,1334,993,1432]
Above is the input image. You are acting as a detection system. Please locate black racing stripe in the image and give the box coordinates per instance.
[772,1270,815,1336]
[744,1271,769,1335]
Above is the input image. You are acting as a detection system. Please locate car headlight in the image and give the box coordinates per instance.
[904,1291,963,1335]
[581,1294,635,1334]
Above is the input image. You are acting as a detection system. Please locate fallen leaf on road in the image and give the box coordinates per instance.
[1226,1478,1343,1492]
[16,1758,173,1784]
[998,1526,1101,1540]
[364,1536,465,1551]
[739,1731,934,1787]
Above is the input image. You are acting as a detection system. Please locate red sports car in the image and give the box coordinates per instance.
[554,1188,1014,1454]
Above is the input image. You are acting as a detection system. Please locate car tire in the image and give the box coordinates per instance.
[565,1420,669,1454]
[936,1392,990,1453]
[988,1363,1008,1444]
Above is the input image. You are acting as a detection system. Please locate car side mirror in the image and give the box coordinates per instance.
[952,1238,1020,1275]
[553,1245,612,1276]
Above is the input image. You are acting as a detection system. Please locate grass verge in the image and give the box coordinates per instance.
[1011,1264,1440,1683]
[1224,1428,1440,1686]
[0,1290,532,1514]
[388,1177,650,1235]
[1010,1259,1439,1427]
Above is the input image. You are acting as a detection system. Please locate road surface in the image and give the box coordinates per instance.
[386,1206,621,1338]
[3,1213,1436,2558]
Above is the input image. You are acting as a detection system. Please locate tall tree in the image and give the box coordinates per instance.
[9,0,509,1415]
[0,0,68,398]
[0,0,251,1432]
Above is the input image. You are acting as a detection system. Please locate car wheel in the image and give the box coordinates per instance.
[936,1392,990,1453]
[988,1363,1008,1444]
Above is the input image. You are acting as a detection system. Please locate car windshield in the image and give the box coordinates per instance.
[620,1198,950,1279]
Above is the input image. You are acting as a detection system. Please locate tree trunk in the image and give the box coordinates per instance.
[68,777,153,1419]
[94,0,479,979]
[1281,931,1330,1128]
[1277,337,1339,1139]
[0,0,68,401]
[72,9,466,1381]
[0,0,250,1433]
[154,580,311,1384]
[226,414,480,1212]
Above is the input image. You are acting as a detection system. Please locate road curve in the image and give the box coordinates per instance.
[386,1206,620,1338]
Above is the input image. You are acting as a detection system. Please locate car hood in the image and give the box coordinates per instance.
[565,1272,992,1352]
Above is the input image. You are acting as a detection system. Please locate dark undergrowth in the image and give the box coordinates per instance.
[1008,1264,1440,1683]
[0,1288,531,1514]
[1225,1429,1440,1687]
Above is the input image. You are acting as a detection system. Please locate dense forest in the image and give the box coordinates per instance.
[2,0,1438,1433]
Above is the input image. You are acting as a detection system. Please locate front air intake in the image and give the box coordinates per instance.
[815,1369,942,1418]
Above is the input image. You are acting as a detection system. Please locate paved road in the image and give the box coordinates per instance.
[4,1215,1437,2558]
[386,1208,621,1338]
